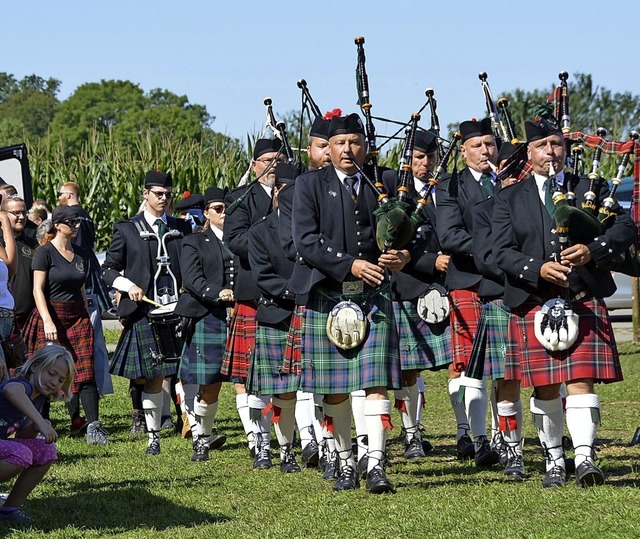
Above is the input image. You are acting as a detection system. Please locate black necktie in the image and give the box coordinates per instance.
[345,175,358,202]
[544,178,556,217]
[155,218,168,238]
[480,173,494,196]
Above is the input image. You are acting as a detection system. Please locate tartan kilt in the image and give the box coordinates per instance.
[449,287,482,372]
[179,312,229,385]
[393,300,451,371]
[504,297,623,388]
[221,302,257,379]
[282,305,305,375]
[23,300,94,393]
[247,319,301,395]
[300,284,401,394]
[481,299,510,380]
[110,314,177,380]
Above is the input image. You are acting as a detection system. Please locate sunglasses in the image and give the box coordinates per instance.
[149,190,173,199]
[61,219,80,227]
[207,204,225,214]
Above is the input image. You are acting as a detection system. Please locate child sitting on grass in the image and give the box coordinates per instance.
[0,344,74,525]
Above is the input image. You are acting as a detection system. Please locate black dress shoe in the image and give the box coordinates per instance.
[209,432,227,451]
[474,436,500,467]
[542,466,566,488]
[504,454,525,481]
[456,434,475,461]
[191,435,210,462]
[323,453,339,481]
[145,436,161,456]
[366,466,396,494]
[333,466,359,491]
[404,435,426,460]
[357,455,369,479]
[301,439,320,468]
[253,445,273,470]
[575,461,604,487]
[280,446,302,473]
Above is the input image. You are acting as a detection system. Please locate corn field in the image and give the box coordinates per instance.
[26,128,249,251]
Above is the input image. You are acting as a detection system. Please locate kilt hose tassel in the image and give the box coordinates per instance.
[498,414,518,434]
[322,415,334,433]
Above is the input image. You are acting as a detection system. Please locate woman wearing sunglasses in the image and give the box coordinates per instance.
[23,205,108,445]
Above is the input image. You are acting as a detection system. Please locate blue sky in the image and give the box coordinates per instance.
[4,1,639,144]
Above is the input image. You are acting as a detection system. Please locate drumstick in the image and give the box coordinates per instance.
[141,296,167,309]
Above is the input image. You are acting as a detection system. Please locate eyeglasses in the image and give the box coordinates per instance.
[207,204,225,214]
[149,190,173,199]
[255,157,285,165]
[5,210,26,217]
[57,191,72,197]
[61,219,80,227]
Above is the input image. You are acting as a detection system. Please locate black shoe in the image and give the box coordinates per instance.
[357,455,369,480]
[474,436,500,467]
[191,435,210,462]
[564,455,576,475]
[333,466,359,491]
[456,434,475,461]
[280,446,302,473]
[542,466,566,488]
[575,461,604,487]
[209,432,227,450]
[253,444,273,470]
[366,466,396,494]
[301,439,320,468]
[404,435,426,460]
[145,434,160,456]
[504,454,525,481]
[422,439,434,454]
[323,453,339,481]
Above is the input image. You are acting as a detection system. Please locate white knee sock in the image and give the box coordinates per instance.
[364,399,392,472]
[448,377,469,439]
[530,396,565,471]
[351,390,368,460]
[273,396,297,457]
[461,374,488,441]
[324,399,354,471]
[248,394,271,448]
[182,383,198,435]
[295,391,314,449]
[142,391,163,442]
[236,393,255,449]
[397,382,420,440]
[497,400,523,455]
[565,393,600,467]
[416,375,425,424]
[193,399,218,438]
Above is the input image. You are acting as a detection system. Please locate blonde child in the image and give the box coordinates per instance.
[0,344,74,524]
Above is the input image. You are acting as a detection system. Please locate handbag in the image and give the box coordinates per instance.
[1,324,28,369]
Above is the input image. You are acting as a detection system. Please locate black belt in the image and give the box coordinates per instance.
[530,290,590,303]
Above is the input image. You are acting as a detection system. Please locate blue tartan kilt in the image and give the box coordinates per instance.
[110,315,177,379]
[300,284,401,395]
[247,319,301,395]
[179,313,229,385]
[393,300,451,371]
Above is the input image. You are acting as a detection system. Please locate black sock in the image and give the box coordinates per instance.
[129,380,144,411]
[79,382,100,423]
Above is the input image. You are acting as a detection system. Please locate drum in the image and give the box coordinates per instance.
[148,303,184,362]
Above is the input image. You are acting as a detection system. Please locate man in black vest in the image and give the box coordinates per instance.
[102,170,191,455]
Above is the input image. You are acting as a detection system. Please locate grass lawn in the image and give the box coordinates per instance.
[1,338,639,538]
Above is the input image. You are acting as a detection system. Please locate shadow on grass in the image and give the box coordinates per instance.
[24,484,231,532]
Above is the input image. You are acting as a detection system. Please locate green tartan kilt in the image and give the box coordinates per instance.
[247,319,301,395]
[301,284,401,395]
[394,300,452,371]
[179,313,229,385]
[110,315,177,379]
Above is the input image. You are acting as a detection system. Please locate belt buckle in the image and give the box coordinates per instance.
[342,280,363,295]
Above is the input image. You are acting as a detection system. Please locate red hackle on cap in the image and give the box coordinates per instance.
[182,190,191,199]
[324,108,342,120]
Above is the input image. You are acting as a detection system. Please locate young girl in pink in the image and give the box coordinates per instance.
[0,344,74,524]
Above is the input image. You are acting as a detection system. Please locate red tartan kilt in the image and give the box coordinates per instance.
[504,298,623,388]
[449,287,482,372]
[23,300,95,393]
[222,301,257,379]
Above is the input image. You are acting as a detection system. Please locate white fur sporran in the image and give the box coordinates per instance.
[326,300,368,350]
[416,284,450,324]
[533,298,579,352]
